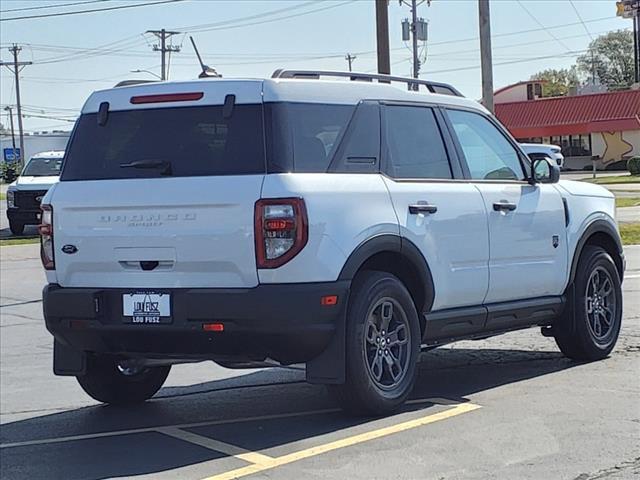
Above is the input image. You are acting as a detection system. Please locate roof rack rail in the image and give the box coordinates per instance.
[271,69,463,97]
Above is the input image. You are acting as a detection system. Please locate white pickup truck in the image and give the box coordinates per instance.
[40,71,624,415]
[6,151,64,235]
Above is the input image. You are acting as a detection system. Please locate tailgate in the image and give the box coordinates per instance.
[51,176,263,288]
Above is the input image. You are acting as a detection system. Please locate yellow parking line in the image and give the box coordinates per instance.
[158,427,276,466]
[201,402,481,480]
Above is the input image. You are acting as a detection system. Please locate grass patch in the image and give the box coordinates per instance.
[615,197,640,208]
[0,193,5,200]
[584,175,640,185]
[620,223,640,245]
[0,237,39,246]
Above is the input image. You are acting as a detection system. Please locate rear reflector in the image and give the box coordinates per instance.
[130,92,204,104]
[203,323,224,332]
[321,295,338,306]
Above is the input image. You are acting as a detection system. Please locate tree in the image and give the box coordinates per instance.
[577,30,634,90]
[0,122,8,135]
[530,67,579,97]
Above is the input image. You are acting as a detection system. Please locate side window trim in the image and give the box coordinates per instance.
[380,102,458,181]
[442,106,531,183]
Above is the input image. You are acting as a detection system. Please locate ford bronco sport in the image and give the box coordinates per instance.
[41,70,624,415]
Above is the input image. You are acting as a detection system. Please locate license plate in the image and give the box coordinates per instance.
[122,292,171,324]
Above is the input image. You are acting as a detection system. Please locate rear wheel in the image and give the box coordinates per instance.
[554,245,622,361]
[76,355,171,405]
[9,220,24,236]
[329,271,420,416]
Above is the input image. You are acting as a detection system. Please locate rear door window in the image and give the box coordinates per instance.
[383,105,452,179]
[61,104,265,180]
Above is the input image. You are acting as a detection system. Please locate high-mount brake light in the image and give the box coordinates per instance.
[255,198,308,269]
[130,92,204,104]
[39,204,55,270]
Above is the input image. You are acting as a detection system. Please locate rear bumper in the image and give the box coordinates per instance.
[6,207,40,225]
[43,281,349,365]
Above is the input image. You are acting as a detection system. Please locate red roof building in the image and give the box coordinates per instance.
[493,81,640,169]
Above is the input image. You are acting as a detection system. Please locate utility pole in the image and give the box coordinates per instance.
[478,0,494,113]
[146,29,181,80]
[635,12,639,83]
[0,45,31,166]
[375,0,391,75]
[400,0,428,90]
[4,106,17,161]
[411,0,420,81]
[345,53,356,72]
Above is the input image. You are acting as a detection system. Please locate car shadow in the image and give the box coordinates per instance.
[0,346,578,480]
[0,225,38,239]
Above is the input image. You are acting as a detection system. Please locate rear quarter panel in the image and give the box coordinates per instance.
[259,173,399,283]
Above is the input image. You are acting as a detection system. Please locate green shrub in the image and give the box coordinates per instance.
[0,162,20,183]
[628,156,640,176]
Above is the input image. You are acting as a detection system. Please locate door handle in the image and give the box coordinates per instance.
[408,203,438,214]
[493,201,517,212]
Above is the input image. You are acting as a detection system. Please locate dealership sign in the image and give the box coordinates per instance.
[617,0,640,18]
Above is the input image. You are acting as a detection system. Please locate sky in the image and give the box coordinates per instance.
[0,0,633,133]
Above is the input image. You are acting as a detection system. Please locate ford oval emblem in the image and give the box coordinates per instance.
[61,244,78,254]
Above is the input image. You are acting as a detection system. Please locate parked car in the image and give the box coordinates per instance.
[520,142,564,169]
[40,71,624,415]
[6,150,64,235]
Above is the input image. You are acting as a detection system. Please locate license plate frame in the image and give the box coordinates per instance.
[122,291,171,324]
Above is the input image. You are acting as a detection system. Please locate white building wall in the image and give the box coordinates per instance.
[0,133,70,163]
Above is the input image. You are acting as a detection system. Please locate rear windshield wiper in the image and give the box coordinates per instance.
[120,160,172,176]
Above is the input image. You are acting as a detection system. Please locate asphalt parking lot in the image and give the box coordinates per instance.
[1,244,639,480]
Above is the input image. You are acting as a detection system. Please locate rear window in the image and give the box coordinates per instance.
[61,104,265,180]
[23,157,63,177]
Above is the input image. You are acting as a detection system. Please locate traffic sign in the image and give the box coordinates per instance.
[3,147,20,162]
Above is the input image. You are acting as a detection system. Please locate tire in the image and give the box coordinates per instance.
[76,355,171,405]
[9,220,24,236]
[554,245,622,361]
[328,271,421,416]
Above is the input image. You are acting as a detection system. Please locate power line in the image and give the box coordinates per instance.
[422,50,588,76]
[0,0,109,14]
[568,0,594,41]
[1,0,186,22]
[516,0,574,52]
[174,1,354,34]
[171,1,317,32]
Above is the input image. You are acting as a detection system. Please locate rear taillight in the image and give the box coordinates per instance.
[39,204,54,270]
[255,198,308,269]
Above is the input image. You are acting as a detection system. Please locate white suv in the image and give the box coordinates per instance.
[520,142,565,169]
[41,71,624,415]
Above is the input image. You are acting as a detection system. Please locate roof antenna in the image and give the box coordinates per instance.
[190,36,221,78]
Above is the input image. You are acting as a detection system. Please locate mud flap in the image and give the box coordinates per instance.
[53,340,86,376]
[306,294,347,384]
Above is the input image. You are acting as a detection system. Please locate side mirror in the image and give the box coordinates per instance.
[532,157,560,184]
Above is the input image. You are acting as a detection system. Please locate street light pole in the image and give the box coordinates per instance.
[4,106,17,161]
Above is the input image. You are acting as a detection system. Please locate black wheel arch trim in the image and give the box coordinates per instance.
[337,234,435,313]
[569,219,624,285]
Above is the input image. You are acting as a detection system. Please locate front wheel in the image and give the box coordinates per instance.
[76,356,171,405]
[554,245,623,361]
[328,271,421,416]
